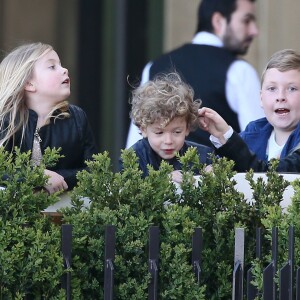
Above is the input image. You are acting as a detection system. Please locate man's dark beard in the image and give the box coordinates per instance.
[223,29,252,56]
[226,46,248,56]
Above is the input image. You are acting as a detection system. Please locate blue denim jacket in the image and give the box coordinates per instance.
[240,117,300,161]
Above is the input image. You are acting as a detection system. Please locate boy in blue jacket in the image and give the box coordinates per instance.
[198,49,300,172]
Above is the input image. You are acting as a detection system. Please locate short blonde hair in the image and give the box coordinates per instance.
[130,72,201,131]
[261,49,300,85]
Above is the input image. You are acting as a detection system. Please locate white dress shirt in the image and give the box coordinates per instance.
[126,32,264,148]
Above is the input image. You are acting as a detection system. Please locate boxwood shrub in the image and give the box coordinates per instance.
[0,146,299,299]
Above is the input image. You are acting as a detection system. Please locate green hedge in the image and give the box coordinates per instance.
[0,146,299,299]
[0,148,65,299]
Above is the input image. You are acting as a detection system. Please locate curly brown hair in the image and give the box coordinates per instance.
[130,72,201,131]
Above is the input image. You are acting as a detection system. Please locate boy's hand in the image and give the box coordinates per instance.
[171,170,183,184]
[204,164,213,173]
[198,107,230,139]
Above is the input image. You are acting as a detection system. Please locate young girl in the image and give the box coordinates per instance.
[0,42,98,194]
[123,72,213,183]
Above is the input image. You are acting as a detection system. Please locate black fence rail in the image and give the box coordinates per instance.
[61,224,72,300]
[104,225,116,300]
[60,225,300,299]
[244,226,299,300]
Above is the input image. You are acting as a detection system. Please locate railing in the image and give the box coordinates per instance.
[60,225,300,300]
[61,224,72,300]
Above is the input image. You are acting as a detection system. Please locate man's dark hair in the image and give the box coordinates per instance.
[196,0,256,33]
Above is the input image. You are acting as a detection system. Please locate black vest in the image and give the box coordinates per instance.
[149,44,239,146]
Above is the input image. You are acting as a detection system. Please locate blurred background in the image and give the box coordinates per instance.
[1,0,300,169]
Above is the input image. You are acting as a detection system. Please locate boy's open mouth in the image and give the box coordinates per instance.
[275,108,289,114]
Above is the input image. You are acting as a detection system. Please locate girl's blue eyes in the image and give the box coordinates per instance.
[49,63,63,69]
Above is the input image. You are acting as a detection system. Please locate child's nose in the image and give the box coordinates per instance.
[164,133,173,144]
[276,90,287,102]
[62,66,68,74]
[276,97,286,102]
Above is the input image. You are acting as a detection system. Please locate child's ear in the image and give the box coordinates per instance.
[25,81,36,92]
[260,90,264,108]
[140,127,147,138]
[185,128,190,137]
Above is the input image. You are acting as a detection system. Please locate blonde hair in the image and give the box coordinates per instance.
[0,42,69,147]
[130,72,201,131]
[261,49,300,85]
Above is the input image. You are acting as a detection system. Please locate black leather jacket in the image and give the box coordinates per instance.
[4,104,98,189]
[216,132,300,173]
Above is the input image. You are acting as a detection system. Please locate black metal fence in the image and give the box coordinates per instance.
[60,224,300,300]
[229,226,300,300]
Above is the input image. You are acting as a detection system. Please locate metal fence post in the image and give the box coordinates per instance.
[192,227,202,284]
[247,227,262,300]
[296,266,300,299]
[263,227,278,300]
[232,228,245,300]
[279,226,294,300]
[61,224,72,300]
[148,226,160,300]
[104,225,116,300]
